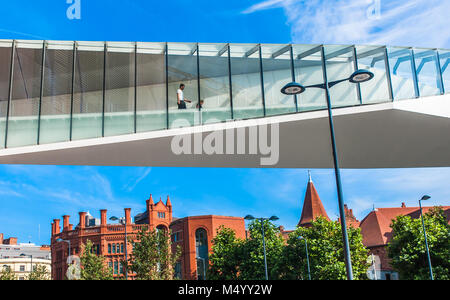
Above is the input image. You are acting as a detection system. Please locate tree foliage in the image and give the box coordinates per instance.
[0,266,16,280]
[127,226,181,280]
[27,264,51,280]
[388,206,450,280]
[278,216,369,280]
[80,239,114,280]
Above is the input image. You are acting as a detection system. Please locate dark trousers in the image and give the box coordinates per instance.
[178,101,187,109]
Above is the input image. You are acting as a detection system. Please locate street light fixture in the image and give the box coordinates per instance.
[281,67,375,280]
[298,236,311,280]
[110,216,128,280]
[244,215,279,280]
[419,195,434,280]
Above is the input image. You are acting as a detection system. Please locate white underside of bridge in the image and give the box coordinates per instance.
[1,94,450,169]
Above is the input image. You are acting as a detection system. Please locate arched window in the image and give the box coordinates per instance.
[195,228,208,280]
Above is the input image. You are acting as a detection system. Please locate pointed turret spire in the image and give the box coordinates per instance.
[166,195,172,207]
[298,176,330,227]
[148,194,154,205]
[308,170,312,183]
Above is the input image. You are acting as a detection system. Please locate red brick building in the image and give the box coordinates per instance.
[50,194,245,280]
[293,175,450,280]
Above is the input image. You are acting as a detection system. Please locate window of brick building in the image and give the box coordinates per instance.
[20,265,25,272]
[108,244,111,254]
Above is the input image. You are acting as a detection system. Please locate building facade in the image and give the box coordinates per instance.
[50,195,245,280]
[0,234,51,280]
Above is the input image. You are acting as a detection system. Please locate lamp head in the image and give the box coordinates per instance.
[281,82,306,95]
[269,216,279,221]
[244,215,255,221]
[349,69,374,83]
[298,236,304,240]
[420,195,431,201]
[109,216,119,221]
[56,238,63,242]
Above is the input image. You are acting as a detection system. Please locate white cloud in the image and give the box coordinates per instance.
[122,167,152,192]
[243,0,450,48]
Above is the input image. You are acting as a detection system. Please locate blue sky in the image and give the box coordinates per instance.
[0,0,449,244]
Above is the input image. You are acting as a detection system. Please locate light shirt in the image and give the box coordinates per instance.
[177,89,184,101]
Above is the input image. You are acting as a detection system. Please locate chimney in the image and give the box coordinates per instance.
[100,209,107,226]
[68,224,73,231]
[79,212,87,228]
[63,215,70,231]
[401,202,406,208]
[125,208,131,224]
[0,233,3,244]
[54,219,61,234]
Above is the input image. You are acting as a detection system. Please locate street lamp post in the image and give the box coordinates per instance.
[110,216,128,280]
[244,215,279,280]
[281,67,374,281]
[419,195,434,280]
[298,236,311,280]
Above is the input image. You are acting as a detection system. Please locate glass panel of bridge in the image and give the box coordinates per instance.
[439,49,450,94]
[136,42,167,132]
[7,40,43,148]
[261,44,296,116]
[387,47,416,100]
[168,42,199,128]
[413,48,442,97]
[71,41,104,140]
[324,45,359,108]
[104,42,135,137]
[292,44,326,112]
[229,43,264,120]
[40,41,74,144]
[198,43,231,125]
[355,45,390,104]
[0,40,12,148]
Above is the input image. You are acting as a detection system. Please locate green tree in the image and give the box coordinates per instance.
[127,226,181,280]
[278,216,369,280]
[79,239,114,280]
[0,266,16,280]
[27,264,51,280]
[388,206,450,280]
[238,219,285,280]
[207,226,243,280]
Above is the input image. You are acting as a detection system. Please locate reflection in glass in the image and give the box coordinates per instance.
[355,46,390,104]
[195,228,208,280]
[104,42,135,137]
[136,42,167,132]
[198,43,231,124]
[7,41,42,148]
[439,49,450,94]
[230,44,264,120]
[413,48,442,97]
[387,47,417,100]
[261,44,296,116]
[71,42,104,140]
[0,41,12,148]
[292,45,326,112]
[40,41,74,144]
[324,45,359,108]
[168,43,198,128]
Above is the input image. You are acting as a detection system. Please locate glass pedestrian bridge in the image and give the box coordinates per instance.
[0,40,448,149]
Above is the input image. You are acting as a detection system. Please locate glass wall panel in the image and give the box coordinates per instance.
[229,44,264,120]
[168,43,198,128]
[439,49,450,94]
[71,42,104,140]
[7,40,43,148]
[292,45,326,112]
[104,42,135,136]
[198,43,231,124]
[40,41,73,144]
[136,42,166,132]
[355,46,390,104]
[261,44,296,116]
[413,48,442,97]
[387,47,416,100]
[0,41,12,148]
[324,45,359,108]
